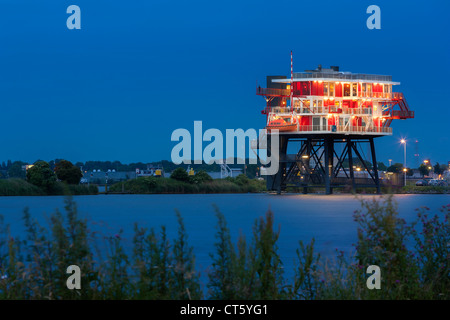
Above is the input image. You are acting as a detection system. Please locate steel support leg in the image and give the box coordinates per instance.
[347,139,356,193]
[369,137,381,194]
[324,137,334,195]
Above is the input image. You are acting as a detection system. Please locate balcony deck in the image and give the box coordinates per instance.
[291,72,395,83]
[269,106,374,116]
[267,125,392,136]
[256,87,407,100]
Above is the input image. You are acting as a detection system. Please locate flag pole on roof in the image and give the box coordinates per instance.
[290,50,293,112]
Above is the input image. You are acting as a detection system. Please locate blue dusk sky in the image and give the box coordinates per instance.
[0,0,449,167]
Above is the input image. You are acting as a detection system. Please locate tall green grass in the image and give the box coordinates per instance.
[0,179,98,196]
[401,185,449,194]
[0,179,44,196]
[109,176,266,194]
[0,195,448,299]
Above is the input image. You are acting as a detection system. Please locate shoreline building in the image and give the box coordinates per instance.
[256,62,414,194]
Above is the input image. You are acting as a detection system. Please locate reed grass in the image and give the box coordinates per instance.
[0,179,98,196]
[0,195,448,300]
[108,176,266,194]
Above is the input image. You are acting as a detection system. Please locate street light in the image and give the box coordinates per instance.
[400,139,406,186]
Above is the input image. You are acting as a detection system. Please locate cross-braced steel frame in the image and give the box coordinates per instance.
[265,134,381,194]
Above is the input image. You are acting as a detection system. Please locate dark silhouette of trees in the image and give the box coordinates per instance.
[26,161,57,192]
[55,160,83,184]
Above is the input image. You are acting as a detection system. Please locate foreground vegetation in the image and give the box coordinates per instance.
[0,179,98,196]
[0,195,448,300]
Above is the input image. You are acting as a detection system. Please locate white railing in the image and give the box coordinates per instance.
[292,125,392,134]
[270,106,373,115]
[293,72,393,82]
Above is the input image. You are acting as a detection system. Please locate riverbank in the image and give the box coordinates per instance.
[0,178,98,196]
[108,176,266,194]
[399,185,450,194]
[1,177,448,196]
[286,185,450,195]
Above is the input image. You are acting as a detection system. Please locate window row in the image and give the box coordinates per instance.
[292,81,392,97]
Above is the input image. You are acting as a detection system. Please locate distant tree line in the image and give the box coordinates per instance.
[383,162,448,177]
[2,158,447,181]
[0,159,82,188]
[340,158,448,178]
[0,159,97,196]
[1,159,263,179]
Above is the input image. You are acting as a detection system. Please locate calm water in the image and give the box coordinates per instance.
[0,193,449,278]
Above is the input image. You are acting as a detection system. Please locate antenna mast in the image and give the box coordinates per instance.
[290,50,293,112]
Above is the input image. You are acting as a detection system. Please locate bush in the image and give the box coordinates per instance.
[26,161,57,193]
[55,160,83,184]
[170,168,189,183]
[188,170,213,184]
[410,205,450,298]
[235,174,250,186]
[352,195,419,299]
